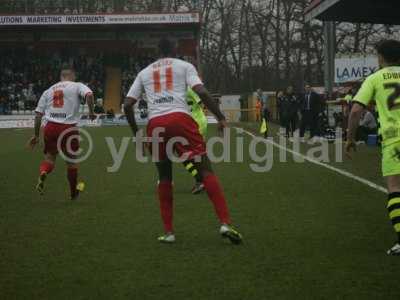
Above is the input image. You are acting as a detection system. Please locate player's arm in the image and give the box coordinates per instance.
[79,84,96,120]
[124,97,138,135]
[124,75,142,135]
[346,78,373,157]
[86,92,96,120]
[347,102,364,143]
[187,64,227,130]
[28,91,46,149]
[34,112,42,136]
[192,85,225,121]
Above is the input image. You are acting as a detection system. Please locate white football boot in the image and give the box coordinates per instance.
[387,243,400,256]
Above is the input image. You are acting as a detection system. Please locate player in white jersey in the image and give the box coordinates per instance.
[124,38,242,244]
[28,66,96,200]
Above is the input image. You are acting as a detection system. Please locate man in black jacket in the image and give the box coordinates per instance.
[300,84,321,139]
[281,86,299,138]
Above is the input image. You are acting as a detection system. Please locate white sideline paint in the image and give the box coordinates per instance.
[236,127,388,194]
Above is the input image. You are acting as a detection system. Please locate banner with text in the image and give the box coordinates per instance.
[335,56,379,83]
[0,13,200,26]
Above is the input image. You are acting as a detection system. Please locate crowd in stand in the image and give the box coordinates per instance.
[0,49,159,115]
[0,50,105,114]
[121,55,154,103]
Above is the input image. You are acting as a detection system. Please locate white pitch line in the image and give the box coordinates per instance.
[236,127,388,194]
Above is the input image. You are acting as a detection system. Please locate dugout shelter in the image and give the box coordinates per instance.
[305,0,400,24]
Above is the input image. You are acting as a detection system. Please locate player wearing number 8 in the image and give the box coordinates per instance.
[27,66,96,200]
[346,40,400,255]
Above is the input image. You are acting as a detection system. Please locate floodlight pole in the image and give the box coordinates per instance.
[323,21,336,96]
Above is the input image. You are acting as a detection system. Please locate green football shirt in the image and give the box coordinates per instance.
[355,66,400,146]
[186,88,208,137]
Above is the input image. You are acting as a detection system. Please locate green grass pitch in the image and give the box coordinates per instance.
[0,124,399,299]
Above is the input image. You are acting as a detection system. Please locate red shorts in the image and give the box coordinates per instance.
[43,121,79,158]
[146,112,207,161]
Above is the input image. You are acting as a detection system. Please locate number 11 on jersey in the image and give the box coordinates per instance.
[153,67,173,93]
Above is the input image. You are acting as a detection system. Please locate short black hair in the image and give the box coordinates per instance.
[376,40,400,64]
[158,38,174,57]
[60,63,75,73]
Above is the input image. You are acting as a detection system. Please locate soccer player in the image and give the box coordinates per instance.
[183,87,208,194]
[124,39,242,244]
[28,66,95,200]
[346,40,400,255]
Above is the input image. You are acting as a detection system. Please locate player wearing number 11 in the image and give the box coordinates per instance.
[124,38,242,244]
[347,40,400,255]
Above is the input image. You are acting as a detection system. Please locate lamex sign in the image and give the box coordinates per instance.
[0,13,200,26]
[335,56,379,83]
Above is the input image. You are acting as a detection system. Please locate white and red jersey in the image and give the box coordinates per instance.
[127,58,203,120]
[35,81,92,124]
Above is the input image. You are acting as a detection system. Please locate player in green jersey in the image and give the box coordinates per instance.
[347,40,400,255]
[183,88,208,194]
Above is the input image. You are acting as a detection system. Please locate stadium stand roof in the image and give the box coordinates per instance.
[305,0,400,24]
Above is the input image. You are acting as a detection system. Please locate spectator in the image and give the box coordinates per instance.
[333,111,344,128]
[106,109,115,119]
[261,104,270,138]
[255,88,267,122]
[0,49,105,114]
[94,102,105,114]
[276,90,284,128]
[281,86,299,138]
[299,84,321,139]
[255,97,262,122]
[260,90,270,130]
[139,99,148,119]
[256,88,268,106]
[357,109,377,142]
[0,96,5,115]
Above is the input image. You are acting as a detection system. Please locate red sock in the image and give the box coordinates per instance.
[67,167,78,197]
[39,161,54,175]
[203,174,231,224]
[157,181,174,233]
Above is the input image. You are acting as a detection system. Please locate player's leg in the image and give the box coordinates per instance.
[37,122,58,195]
[194,156,229,223]
[182,159,204,194]
[156,159,175,243]
[146,116,175,242]
[60,125,85,200]
[193,155,242,244]
[172,113,242,243]
[36,153,56,195]
[386,174,400,255]
[65,162,85,200]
